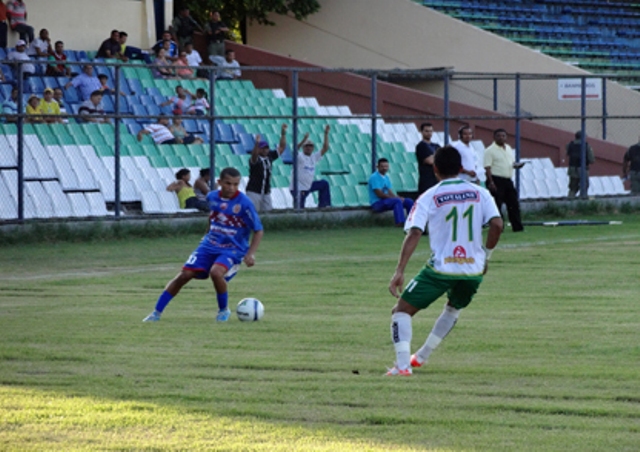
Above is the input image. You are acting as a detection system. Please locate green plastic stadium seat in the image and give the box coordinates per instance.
[165,155,184,168]
[94,144,114,157]
[181,155,199,167]
[148,155,168,167]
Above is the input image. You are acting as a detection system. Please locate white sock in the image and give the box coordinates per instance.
[416,304,460,362]
[391,312,412,370]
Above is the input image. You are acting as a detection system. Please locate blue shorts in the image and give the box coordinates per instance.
[182,245,242,282]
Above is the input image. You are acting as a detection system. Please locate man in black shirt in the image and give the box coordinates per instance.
[415,122,440,195]
[623,139,640,194]
[205,11,229,58]
[566,131,595,198]
[246,124,288,212]
[97,30,124,60]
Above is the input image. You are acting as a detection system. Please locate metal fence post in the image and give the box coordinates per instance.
[602,76,607,141]
[580,76,588,199]
[292,70,300,210]
[371,73,378,173]
[208,66,216,184]
[114,63,121,218]
[493,77,498,112]
[515,73,521,194]
[443,72,450,145]
[16,62,24,221]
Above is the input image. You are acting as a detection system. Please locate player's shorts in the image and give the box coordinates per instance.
[182,245,242,282]
[401,265,483,310]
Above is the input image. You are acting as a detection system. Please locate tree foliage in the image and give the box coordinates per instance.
[175,0,321,43]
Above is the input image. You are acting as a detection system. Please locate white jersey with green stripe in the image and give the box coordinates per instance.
[405,178,500,276]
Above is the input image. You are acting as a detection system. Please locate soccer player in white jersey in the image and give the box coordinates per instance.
[386,145,503,376]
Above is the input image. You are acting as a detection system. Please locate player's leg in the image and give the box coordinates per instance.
[143,269,198,322]
[262,193,273,212]
[388,268,448,375]
[209,253,242,322]
[503,180,524,232]
[312,180,331,207]
[412,276,481,366]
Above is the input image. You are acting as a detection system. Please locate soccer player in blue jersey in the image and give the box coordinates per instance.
[143,167,264,323]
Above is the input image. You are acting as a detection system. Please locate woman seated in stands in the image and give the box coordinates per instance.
[153,47,174,79]
[166,168,209,212]
[174,51,195,79]
[169,117,204,144]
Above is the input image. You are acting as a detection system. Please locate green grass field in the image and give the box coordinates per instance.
[1,216,639,451]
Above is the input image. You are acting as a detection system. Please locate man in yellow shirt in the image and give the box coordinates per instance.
[483,128,525,232]
[38,87,61,123]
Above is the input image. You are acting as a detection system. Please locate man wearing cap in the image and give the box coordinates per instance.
[246,124,288,213]
[290,125,332,209]
[7,39,35,78]
[39,87,61,123]
[65,65,102,101]
[6,0,33,44]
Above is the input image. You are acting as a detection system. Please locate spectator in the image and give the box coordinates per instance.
[39,87,61,123]
[184,42,203,76]
[46,40,71,76]
[205,11,228,58]
[169,117,203,144]
[483,128,525,232]
[171,6,201,49]
[368,158,414,226]
[152,30,178,61]
[97,73,126,97]
[25,94,42,123]
[566,131,595,198]
[97,29,123,60]
[52,87,69,123]
[7,39,35,78]
[174,51,194,79]
[246,125,288,212]
[451,125,482,183]
[0,1,7,49]
[152,47,175,79]
[0,66,5,82]
[623,138,640,194]
[65,64,101,101]
[211,49,241,80]
[186,88,209,116]
[194,168,212,201]
[6,0,33,44]
[415,122,440,195]
[2,87,19,123]
[160,85,193,115]
[137,116,178,145]
[27,27,50,57]
[289,125,332,208]
[166,168,209,211]
[78,90,110,124]
[118,31,151,63]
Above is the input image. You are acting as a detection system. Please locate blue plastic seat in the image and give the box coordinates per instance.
[42,76,59,90]
[138,94,155,106]
[145,86,162,97]
[229,123,247,138]
[131,103,148,118]
[146,104,161,117]
[126,78,143,96]
[101,95,115,113]
[64,86,79,103]
[237,132,255,152]
[126,122,143,135]
[215,122,236,143]
[27,77,45,94]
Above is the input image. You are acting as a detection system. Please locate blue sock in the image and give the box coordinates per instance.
[155,291,174,313]
[217,292,228,311]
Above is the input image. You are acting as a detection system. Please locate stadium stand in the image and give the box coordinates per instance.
[419,0,640,86]
[0,47,630,221]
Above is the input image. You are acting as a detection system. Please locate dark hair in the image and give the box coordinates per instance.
[199,168,210,177]
[225,49,234,55]
[163,30,172,35]
[220,167,241,180]
[458,124,471,138]
[493,128,507,137]
[377,158,389,165]
[575,130,584,139]
[55,40,63,46]
[98,74,108,80]
[175,168,190,180]
[119,31,128,37]
[434,145,462,177]
[420,122,433,131]
[90,90,103,97]
[196,88,206,96]
[111,29,119,35]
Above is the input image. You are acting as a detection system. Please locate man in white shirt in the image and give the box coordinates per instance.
[290,125,332,208]
[210,49,241,80]
[137,116,178,145]
[386,145,503,376]
[7,39,35,78]
[27,27,50,57]
[451,125,482,183]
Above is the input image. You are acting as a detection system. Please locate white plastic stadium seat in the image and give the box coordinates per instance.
[85,192,110,216]
[0,135,17,167]
[0,173,18,219]
[42,181,74,218]
[26,181,55,218]
[67,192,92,217]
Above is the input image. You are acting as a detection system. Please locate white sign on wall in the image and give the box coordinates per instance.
[558,78,602,101]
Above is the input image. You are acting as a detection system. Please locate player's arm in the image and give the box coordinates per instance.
[483,216,503,274]
[622,152,630,177]
[389,227,422,298]
[276,124,288,155]
[423,154,434,165]
[250,134,261,164]
[243,230,264,267]
[166,180,184,192]
[137,129,150,142]
[320,125,330,156]
[484,166,496,192]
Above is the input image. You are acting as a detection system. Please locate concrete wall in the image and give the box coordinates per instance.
[245,0,640,149]
[10,0,153,51]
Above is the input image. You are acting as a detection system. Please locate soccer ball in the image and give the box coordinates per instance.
[236,298,264,322]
